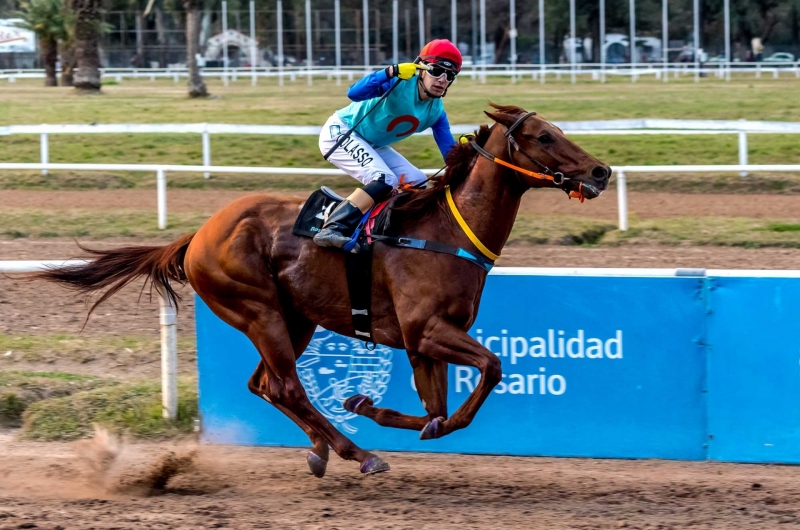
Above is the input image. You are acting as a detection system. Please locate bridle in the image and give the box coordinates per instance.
[414,111,599,263]
[467,111,592,202]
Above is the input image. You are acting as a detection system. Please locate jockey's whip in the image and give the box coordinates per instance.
[323,78,402,161]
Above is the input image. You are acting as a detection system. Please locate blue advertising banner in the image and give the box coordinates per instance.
[706,276,800,463]
[197,273,708,460]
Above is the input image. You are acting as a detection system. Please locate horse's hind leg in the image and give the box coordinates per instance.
[247,361,330,478]
[344,354,448,433]
[202,289,389,475]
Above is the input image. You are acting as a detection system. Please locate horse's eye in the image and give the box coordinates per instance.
[538,134,553,144]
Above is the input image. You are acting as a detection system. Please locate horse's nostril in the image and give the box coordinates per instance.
[592,166,609,181]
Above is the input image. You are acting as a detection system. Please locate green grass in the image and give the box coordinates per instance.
[4,76,800,125]
[21,378,198,441]
[767,223,800,232]
[0,370,113,428]
[2,207,800,247]
[0,209,208,238]
[0,332,196,367]
[1,77,799,191]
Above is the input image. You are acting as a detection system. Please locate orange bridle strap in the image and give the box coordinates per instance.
[465,137,586,203]
[484,153,586,203]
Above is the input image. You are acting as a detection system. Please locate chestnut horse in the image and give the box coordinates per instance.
[35,104,609,477]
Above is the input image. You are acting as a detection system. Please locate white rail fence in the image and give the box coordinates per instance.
[0,260,180,421]
[2,62,800,84]
[1,161,799,232]
[6,119,800,179]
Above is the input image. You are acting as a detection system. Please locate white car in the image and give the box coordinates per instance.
[763,52,795,63]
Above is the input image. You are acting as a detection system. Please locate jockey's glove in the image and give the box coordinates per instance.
[389,62,430,80]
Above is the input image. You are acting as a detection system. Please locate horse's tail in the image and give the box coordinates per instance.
[33,233,196,321]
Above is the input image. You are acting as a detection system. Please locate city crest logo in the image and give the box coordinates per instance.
[297,330,393,433]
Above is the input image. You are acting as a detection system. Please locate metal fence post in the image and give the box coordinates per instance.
[157,169,167,229]
[222,1,229,86]
[335,0,341,85]
[250,0,257,86]
[617,170,628,231]
[202,123,211,179]
[305,0,313,85]
[40,130,48,176]
[159,292,178,420]
[277,0,284,87]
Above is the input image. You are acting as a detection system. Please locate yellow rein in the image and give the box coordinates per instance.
[445,186,500,262]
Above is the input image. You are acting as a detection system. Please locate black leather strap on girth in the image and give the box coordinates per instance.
[345,251,375,347]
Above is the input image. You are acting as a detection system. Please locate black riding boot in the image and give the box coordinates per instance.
[313,200,364,249]
[314,179,393,249]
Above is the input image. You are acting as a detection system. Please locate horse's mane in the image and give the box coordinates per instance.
[391,103,527,221]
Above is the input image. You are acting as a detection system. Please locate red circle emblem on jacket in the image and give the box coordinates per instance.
[387,115,420,137]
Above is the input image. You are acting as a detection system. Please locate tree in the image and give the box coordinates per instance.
[184,0,208,98]
[59,7,76,86]
[69,0,104,90]
[15,0,67,87]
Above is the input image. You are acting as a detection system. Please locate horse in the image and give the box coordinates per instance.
[33,104,610,477]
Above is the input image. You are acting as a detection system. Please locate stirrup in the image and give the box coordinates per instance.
[342,209,373,253]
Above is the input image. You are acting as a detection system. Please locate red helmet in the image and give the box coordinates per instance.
[418,39,462,73]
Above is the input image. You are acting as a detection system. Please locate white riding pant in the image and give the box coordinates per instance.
[319,113,427,188]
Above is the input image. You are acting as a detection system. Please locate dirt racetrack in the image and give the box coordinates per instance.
[3,431,800,530]
[3,188,800,529]
[3,188,800,219]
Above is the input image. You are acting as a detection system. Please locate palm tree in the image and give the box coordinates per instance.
[69,0,102,90]
[15,0,67,87]
[59,7,76,86]
[143,0,207,97]
[184,0,208,97]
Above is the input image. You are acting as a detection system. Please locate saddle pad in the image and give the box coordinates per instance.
[292,187,343,238]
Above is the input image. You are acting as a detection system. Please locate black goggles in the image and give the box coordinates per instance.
[427,64,457,81]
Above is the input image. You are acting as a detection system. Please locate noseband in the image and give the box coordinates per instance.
[467,111,588,202]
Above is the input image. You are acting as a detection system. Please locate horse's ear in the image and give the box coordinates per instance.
[484,110,518,129]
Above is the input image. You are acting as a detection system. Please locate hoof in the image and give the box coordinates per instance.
[343,394,373,414]
[420,416,446,440]
[360,455,390,475]
[307,451,328,478]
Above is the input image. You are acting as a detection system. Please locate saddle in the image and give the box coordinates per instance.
[292,186,394,247]
[293,186,494,346]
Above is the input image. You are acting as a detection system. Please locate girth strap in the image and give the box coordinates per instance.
[345,251,374,344]
[369,233,494,272]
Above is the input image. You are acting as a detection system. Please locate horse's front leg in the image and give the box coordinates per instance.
[411,316,502,439]
[343,354,448,432]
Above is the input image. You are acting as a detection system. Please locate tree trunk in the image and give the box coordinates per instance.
[185,2,208,98]
[71,0,102,91]
[135,10,144,67]
[60,41,76,87]
[41,36,58,87]
[156,8,166,69]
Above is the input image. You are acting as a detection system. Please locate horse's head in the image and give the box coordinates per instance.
[484,104,610,200]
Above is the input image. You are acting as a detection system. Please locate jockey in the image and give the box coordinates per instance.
[314,39,462,249]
